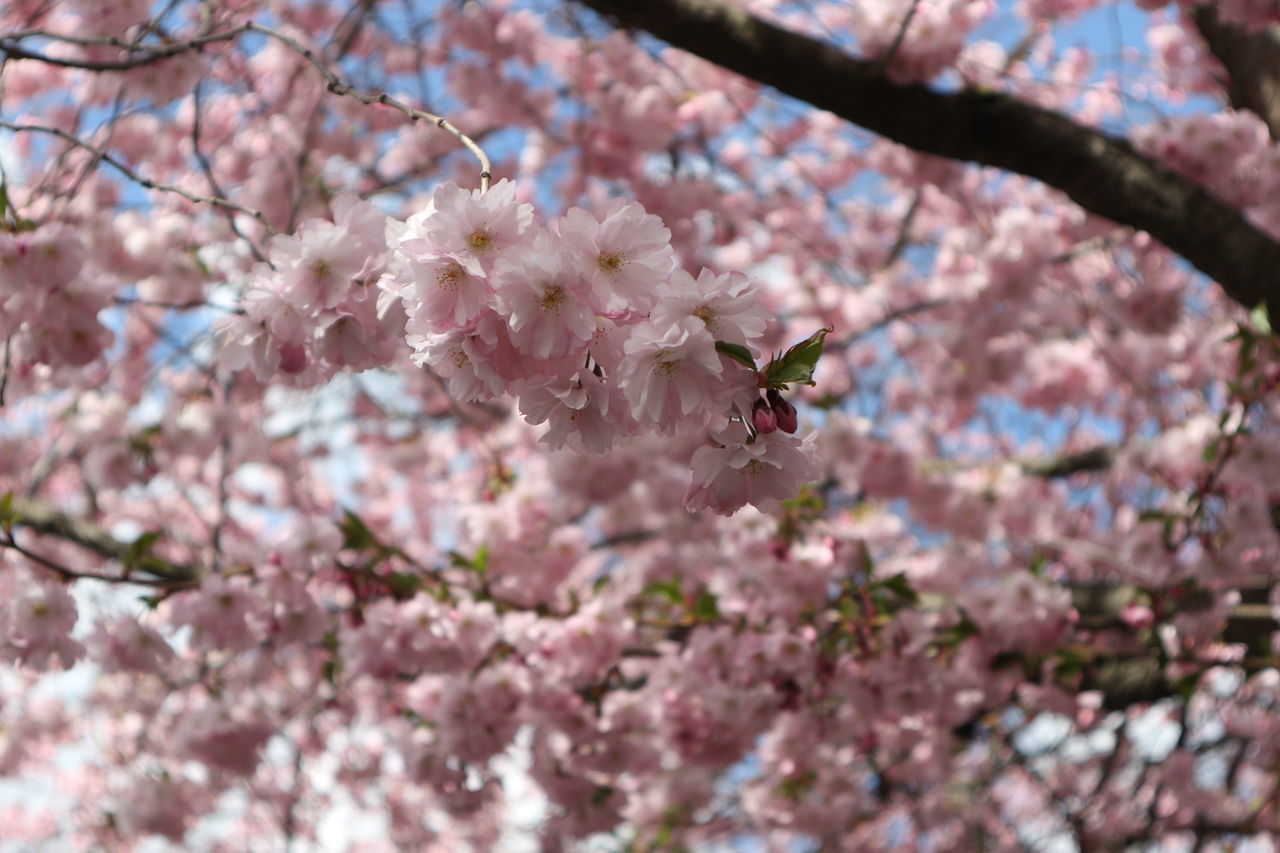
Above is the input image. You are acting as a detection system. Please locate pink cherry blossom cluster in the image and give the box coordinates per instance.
[382,178,819,513]
[220,195,405,384]
[837,0,995,83]
[0,224,112,369]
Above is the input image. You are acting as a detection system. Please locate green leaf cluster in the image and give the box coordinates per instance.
[761,326,833,389]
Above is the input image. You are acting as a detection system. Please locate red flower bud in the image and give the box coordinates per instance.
[752,397,778,434]
[770,393,798,434]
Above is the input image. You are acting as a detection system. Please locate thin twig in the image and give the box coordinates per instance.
[192,80,269,262]
[245,21,492,191]
[0,24,251,71]
[0,119,274,230]
[114,295,244,313]
[0,335,10,408]
[6,20,491,192]
[53,85,128,223]
[881,190,921,269]
[210,376,235,572]
[828,299,946,350]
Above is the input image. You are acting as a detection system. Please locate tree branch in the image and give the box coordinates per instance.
[1022,445,1116,478]
[575,0,1280,316]
[3,495,199,586]
[244,22,492,192]
[0,24,251,71]
[0,119,274,230]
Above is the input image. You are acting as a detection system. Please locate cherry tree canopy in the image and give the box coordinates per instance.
[1,0,1280,849]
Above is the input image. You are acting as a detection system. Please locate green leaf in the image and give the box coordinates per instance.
[855,539,874,575]
[1202,438,1221,464]
[644,578,684,605]
[714,340,757,371]
[123,531,162,570]
[810,391,842,410]
[777,770,817,801]
[191,249,211,277]
[1138,509,1181,523]
[449,545,489,575]
[0,491,14,535]
[386,572,421,600]
[876,572,920,605]
[780,483,825,513]
[339,509,378,551]
[762,326,833,389]
[692,589,720,621]
[1250,303,1272,335]
[934,608,981,649]
[1054,657,1085,681]
[1050,645,1093,685]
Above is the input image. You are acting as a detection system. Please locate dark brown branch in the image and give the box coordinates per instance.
[1023,445,1116,479]
[576,0,1280,317]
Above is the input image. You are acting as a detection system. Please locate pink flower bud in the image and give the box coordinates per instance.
[767,389,799,434]
[752,397,778,434]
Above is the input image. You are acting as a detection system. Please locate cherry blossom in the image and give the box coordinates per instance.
[684,425,819,514]
[616,316,726,431]
[559,200,675,313]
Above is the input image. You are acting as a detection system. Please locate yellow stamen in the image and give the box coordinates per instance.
[437,262,464,290]
[539,285,566,311]
[598,251,624,273]
[655,349,680,376]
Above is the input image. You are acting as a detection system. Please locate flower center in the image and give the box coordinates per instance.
[692,304,717,330]
[437,262,464,290]
[539,285,566,311]
[655,350,681,376]
[468,229,494,252]
[598,251,624,273]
